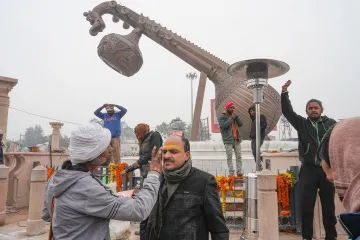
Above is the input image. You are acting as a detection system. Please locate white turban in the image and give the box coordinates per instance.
[69,123,111,164]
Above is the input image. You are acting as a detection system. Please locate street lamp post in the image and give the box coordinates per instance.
[227,59,289,172]
[227,59,289,236]
[186,72,198,125]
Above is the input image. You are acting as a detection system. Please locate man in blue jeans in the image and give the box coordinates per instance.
[94,104,127,164]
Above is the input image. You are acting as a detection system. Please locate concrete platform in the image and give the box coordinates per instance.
[0,208,349,240]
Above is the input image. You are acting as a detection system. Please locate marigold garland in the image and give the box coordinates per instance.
[221,190,226,213]
[47,167,55,180]
[215,176,244,213]
[115,163,130,193]
[276,170,297,215]
[108,163,115,183]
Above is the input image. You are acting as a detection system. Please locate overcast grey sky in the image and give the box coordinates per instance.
[1,0,359,140]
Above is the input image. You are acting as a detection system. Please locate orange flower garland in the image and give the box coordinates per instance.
[276,170,297,215]
[215,176,244,193]
[115,162,130,192]
[47,167,55,180]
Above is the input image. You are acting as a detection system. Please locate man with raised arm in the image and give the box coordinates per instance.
[281,80,337,240]
[94,104,127,164]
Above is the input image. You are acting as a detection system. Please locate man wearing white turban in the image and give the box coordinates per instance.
[42,123,161,240]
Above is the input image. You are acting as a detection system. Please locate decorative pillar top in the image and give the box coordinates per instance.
[0,76,18,97]
[49,122,64,129]
[257,169,277,191]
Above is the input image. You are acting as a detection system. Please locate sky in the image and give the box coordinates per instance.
[1,0,359,141]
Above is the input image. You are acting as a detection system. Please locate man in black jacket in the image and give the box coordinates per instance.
[281,80,337,240]
[143,135,229,240]
[248,105,267,163]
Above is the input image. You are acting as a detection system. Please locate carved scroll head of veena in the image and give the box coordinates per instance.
[84,2,144,77]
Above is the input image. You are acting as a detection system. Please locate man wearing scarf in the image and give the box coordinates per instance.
[143,135,229,240]
[281,80,337,240]
[218,101,243,176]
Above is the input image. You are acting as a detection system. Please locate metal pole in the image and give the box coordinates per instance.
[255,104,261,171]
[191,78,194,125]
[206,117,210,139]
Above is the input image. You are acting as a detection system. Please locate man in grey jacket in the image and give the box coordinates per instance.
[42,123,162,240]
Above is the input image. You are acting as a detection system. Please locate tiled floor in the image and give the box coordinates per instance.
[0,209,349,240]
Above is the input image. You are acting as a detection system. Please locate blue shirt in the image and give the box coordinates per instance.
[94,105,127,138]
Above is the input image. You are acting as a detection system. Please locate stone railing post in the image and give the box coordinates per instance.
[26,166,47,236]
[49,122,64,151]
[0,164,9,226]
[257,169,279,240]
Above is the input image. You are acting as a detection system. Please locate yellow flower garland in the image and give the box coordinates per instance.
[215,176,245,213]
[108,163,115,183]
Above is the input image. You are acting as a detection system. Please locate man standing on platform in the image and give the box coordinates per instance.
[218,101,243,176]
[94,104,127,164]
[248,105,267,163]
[281,80,337,240]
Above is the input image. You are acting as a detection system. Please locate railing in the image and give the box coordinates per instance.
[93,166,141,190]
[86,164,301,233]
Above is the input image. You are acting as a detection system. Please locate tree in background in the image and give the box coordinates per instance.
[90,117,104,127]
[121,121,135,140]
[48,134,70,148]
[155,117,210,141]
[155,122,171,139]
[184,120,211,141]
[23,125,47,147]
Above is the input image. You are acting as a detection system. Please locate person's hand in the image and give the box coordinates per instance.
[103,103,108,108]
[282,80,291,92]
[149,146,162,173]
[131,162,139,168]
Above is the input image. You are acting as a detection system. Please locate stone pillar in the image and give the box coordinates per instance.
[0,76,18,141]
[49,122,64,151]
[257,169,279,240]
[26,165,47,236]
[0,165,9,226]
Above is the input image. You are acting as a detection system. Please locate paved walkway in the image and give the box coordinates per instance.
[0,208,348,240]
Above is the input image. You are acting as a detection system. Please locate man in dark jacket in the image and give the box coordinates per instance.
[248,105,267,162]
[218,101,243,176]
[281,80,337,240]
[143,135,229,240]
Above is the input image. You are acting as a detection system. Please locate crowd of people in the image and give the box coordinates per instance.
[37,79,359,239]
